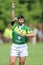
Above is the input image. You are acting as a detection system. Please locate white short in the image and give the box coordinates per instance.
[10,43,28,57]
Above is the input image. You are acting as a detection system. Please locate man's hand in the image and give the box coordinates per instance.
[21,31,25,36]
[14,17,18,21]
[12,1,16,9]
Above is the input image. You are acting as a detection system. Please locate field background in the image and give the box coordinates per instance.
[0,42,43,65]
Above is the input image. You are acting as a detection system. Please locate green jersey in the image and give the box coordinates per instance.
[12,22,31,44]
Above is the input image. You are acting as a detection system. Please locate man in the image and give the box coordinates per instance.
[3,23,12,43]
[10,2,36,65]
[37,23,43,42]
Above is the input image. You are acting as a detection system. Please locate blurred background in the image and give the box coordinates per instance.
[0,0,43,44]
[0,0,43,65]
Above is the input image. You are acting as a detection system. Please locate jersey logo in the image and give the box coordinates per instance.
[18,35,21,40]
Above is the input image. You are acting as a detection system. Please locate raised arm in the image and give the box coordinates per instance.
[11,1,16,21]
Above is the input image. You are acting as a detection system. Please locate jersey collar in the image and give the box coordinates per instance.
[19,24,24,30]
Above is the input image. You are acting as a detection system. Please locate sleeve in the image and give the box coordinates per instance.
[11,21,15,26]
[12,22,17,31]
[26,26,33,34]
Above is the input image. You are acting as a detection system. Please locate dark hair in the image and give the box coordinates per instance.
[17,15,24,19]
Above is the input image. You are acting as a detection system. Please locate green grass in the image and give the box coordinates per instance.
[0,43,43,65]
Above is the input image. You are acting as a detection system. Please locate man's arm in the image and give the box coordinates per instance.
[21,28,36,37]
[25,27,36,37]
[11,1,15,21]
[25,33,36,37]
[11,1,17,25]
[21,31,36,37]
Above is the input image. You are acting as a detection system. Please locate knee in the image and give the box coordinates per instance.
[19,61,25,65]
[10,62,15,65]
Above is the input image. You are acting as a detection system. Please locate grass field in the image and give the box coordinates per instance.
[0,42,43,65]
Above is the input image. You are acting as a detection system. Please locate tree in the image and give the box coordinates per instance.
[0,0,43,31]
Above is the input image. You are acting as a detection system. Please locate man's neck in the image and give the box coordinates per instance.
[19,24,24,27]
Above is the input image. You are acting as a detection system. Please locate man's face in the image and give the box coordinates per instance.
[18,18,24,25]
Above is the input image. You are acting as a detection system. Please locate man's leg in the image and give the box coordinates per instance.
[9,56,17,65]
[19,57,26,65]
